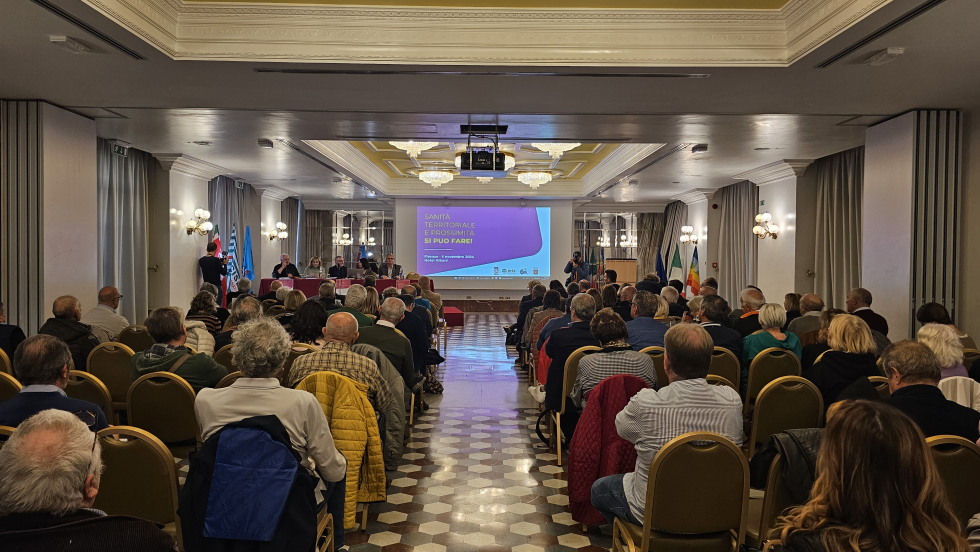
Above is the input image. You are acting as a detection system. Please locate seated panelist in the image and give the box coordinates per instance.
[379,254,402,279]
[272,253,300,279]
[328,256,348,278]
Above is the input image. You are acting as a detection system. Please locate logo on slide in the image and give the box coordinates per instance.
[533,268,539,275]
[520,268,527,275]
[494,267,499,275]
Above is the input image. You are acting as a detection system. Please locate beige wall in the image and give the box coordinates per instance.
[756,176,797,303]
[41,103,98,314]
[958,109,980,337]
[260,195,284,283]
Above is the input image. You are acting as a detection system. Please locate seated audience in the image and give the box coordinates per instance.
[572,308,656,408]
[614,286,635,322]
[0,335,109,430]
[363,274,377,289]
[185,291,222,335]
[381,287,401,300]
[358,287,380,319]
[317,281,342,312]
[702,277,718,290]
[395,295,429,375]
[257,279,283,302]
[741,303,803,394]
[80,286,129,341]
[668,279,688,308]
[523,290,563,349]
[224,276,252,304]
[916,302,977,350]
[130,307,227,393]
[601,284,619,310]
[586,289,603,311]
[402,289,433,337]
[550,279,569,299]
[605,270,620,291]
[276,289,306,327]
[579,279,592,292]
[883,340,980,441]
[685,296,704,322]
[800,308,846,370]
[733,288,766,338]
[660,286,685,318]
[404,284,432,316]
[591,324,742,525]
[634,273,664,295]
[275,284,292,306]
[355,298,419,385]
[518,280,541,307]
[845,287,889,336]
[329,285,373,327]
[0,300,27,362]
[199,282,230,326]
[784,293,802,329]
[802,314,880,407]
[625,291,668,351]
[698,285,718,297]
[917,323,969,379]
[0,410,176,551]
[771,400,969,552]
[38,296,101,372]
[543,294,599,412]
[516,284,547,345]
[417,276,443,318]
[289,300,329,349]
[699,295,742,359]
[536,297,574,351]
[193,317,347,548]
[213,296,262,351]
[786,293,825,337]
[183,316,215,356]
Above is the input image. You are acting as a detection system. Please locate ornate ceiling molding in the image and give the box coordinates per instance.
[82,0,891,66]
[732,158,813,185]
[670,189,710,204]
[303,140,393,194]
[153,153,230,180]
[581,144,667,195]
[252,186,295,200]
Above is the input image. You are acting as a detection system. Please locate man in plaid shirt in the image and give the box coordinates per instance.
[286,312,391,414]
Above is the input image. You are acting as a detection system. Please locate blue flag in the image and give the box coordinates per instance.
[655,246,668,283]
[241,226,256,282]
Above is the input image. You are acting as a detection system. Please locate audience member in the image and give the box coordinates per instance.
[516,284,547,344]
[0,300,27,362]
[289,300,329,349]
[329,285,373,327]
[0,335,109,430]
[193,317,347,548]
[130,307,227,393]
[276,289,306,327]
[183,315,215,357]
[605,270,620,291]
[601,284,619,310]
[579,278,592,291]
[549,279,569,299]
[275,284,292,305]
[566,281,580,297]
[614,286,635,322]
[358,287,380,318]
[625,291,668,351]
[784,293,802,328]
[668,279,688,308]
[803,314,879,408]
[786,293,825,337]
[659,286,685,318]
[199,282,230,326]
[590,324,742,525]
[186,291,222,335]
[916,302,977,350]
[404,284,432,315]
[698,285,718,297]
[917,324,968,379]
[257,280,283,302]
[382,287,401,300]
[800,308,846,370]
[401,292,433,337]
[543,294,599,412]
[685,296,704,322]
[79,286,129,342]
[536,295,574,351]
[417,276,443,320]
[572,309,656,408]
[523,291,563,350]
[733,288,766,338]
[356,298,419,386]
[741,303,803,394]
[213,296,262,352]
[702,277,718,289]
[225,277,252,304]
[771,400,969,552]
[634,273,664,295]
[395,295,429,375]
[518,280,542,308]
[845,287,889,335]
[0,410,177,551]
[699,295,742,358]
[37,296,101,372]
[882,340,980,441]
[363,274,377,290]
[317,281,342,312]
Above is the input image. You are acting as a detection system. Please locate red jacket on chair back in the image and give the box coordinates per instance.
[567,374,650,525]
[537,338,552,386]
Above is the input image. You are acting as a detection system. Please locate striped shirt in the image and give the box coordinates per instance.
[617,378,743,521]
[286,341,391,414]
[571,347,657,408]
[186,312,222,335]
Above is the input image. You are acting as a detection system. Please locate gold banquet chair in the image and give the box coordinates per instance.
[612,432,750,552]
[216,371,243,389]
[868,375,890,399]
[65,371,114,421]
[746,376,823,459]
[117,325,155,353]
[0,348,11,374]
[927,435,980,529]
[282,343,319,387]
[86,342,136,424]
[639,346,667,390]
[212,344,237,373]
[0,371,21,403]
[127,372,201,459]
[94,426,182,549]
[744,348,801,414]
[745,454,796,549]
[706,375,738,392]
[551,345,600,466]
[709,348,741,391]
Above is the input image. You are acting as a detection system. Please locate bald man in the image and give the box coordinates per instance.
[37,296,101,371]
[614,286,636,322]
[787,293,825,337]
[733,288,766,338]
[80,286,130,341]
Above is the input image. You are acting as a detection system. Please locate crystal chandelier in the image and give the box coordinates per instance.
[419,170,454,188]
[476,177,494,184]
[389,140,439,158]
[456,152,515,171]
[531,143,581,160]
[517,171,553,189]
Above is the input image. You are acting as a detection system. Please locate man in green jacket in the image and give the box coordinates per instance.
[131,307,227,393]
[330,284,373,328]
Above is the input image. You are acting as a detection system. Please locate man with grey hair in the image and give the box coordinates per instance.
[659,286,686,318]
[787,293,825,337]
[591,323,742,525]
[213,296,263,352]
[0,409,176,550]
[846,287,889,335]
[0,335,109,430]
[317,280,341,312]
[329,284,372,328]
[382,286,401,299]
[542,294,599,411]
[194,317,347,547]
[733,288,766,338]
[80,286,129,342]
[225,277,252,304]
[356,298,419,384]
[625,290,668,351]
[38,295,101,372]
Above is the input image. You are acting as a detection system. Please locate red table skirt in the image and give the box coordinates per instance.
[443,306,464,327]
[258,278,433,296]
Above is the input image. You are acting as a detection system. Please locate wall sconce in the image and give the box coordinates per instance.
[337,233,353,246]
[185,209,212,235]
[619,234,637,247]
[753,212,779,239]
[596,235,611,247]
[679,225,698,245]
[269,222,288,241]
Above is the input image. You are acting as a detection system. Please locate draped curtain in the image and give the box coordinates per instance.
[97,138,149,324]
[383,220,394,259]
[814,146,864,310]
[636,212,665,280]
[207,176,258,276]
[660,200,688,278]
[281,197,304,265]
[716,180,759,302]
[304,209,334,263]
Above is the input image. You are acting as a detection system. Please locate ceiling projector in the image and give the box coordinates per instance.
[459,149,508,178]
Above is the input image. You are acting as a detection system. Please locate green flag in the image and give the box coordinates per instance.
[589,248,597,276]
[667,246,684,283]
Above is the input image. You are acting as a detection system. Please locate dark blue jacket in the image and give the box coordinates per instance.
[625,317,668,351]
[0,390,109,430]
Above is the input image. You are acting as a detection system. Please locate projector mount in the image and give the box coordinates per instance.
[460,130,508,178]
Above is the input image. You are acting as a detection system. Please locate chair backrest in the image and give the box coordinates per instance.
[216,371,243,389]
[639,346,667,390]
[642,432,749,549]
[745,348,801,413]
[748,376,823,459]
[94,426,181,546]
[937,377,980,411]
[709,347,740,390]
[868,376,890,399]
[262,299,278,313]
[926,435,980,529]
[127,372,199,445]
[212,343,237,372]
[798,329,821,347]
[365,313,378,323]
[0,425,14,451]
[706,375,737,391]
[86,342,136,404]
[963,348,980,368]
[0,372,22,403]
[0,348,11,374]
[756,454,797,545]
[184,345,198,355]
[560,346,600,414]
[812,350,829,366]
[267,305,286,317]
[283,343,319,385]
[65,371,113,420]
[117,325,155,353]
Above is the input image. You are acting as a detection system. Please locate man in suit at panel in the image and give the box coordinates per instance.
[698,295,742,359]
[787,293,825,337]
[328,256,348,279]
[379,254,402,279]
[846,287,889,336]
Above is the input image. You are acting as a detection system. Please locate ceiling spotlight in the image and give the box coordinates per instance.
[49,36,91,54]
[628,180,639,186]
[865,47,905,66]
[258,139,274,148]
[691,144,708,154]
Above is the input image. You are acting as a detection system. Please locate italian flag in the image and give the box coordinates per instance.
[212,225,226,307]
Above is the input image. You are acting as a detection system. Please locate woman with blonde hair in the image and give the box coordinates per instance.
[800,308,846,370]
[917,323,969,379]
[802,314,880,408]
[784,292,802,328]
[276,289,306,327]
[358,286,380,318]
[740,303,803,394]
[304,256,324,277]
[652,295,670,320]
[770,400,969,552]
